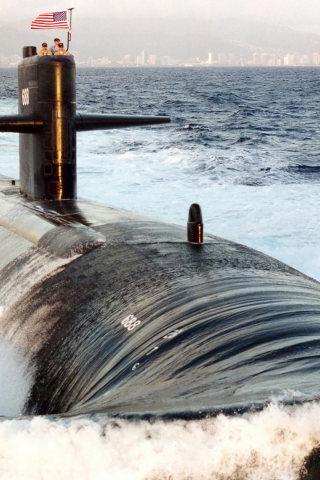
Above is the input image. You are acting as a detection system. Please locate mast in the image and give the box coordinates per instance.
[66,8,74,52]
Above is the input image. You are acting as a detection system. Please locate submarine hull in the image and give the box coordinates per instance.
[0,176,319,417]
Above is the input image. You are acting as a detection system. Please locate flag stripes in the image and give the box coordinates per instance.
[31,12,69,29]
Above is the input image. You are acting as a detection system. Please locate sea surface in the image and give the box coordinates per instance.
[0,66,320,479]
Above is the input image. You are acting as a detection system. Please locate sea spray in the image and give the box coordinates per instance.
[0,402,319,480]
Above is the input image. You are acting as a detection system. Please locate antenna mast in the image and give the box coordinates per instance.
[66,8,74,51]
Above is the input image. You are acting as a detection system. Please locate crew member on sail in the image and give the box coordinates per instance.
[54,42,73,57]
[38,43,52,56]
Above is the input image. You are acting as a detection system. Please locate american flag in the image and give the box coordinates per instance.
[31,11,69,29]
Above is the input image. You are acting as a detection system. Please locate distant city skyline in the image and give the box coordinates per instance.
[2,49,320,68]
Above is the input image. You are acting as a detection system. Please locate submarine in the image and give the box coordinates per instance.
[0,46,320,420]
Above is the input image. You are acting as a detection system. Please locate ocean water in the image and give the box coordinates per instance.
[0,66,320,479]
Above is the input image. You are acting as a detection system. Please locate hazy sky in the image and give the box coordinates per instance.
[1,0,320,28]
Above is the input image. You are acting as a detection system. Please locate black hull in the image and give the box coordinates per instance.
[0,176,319,417]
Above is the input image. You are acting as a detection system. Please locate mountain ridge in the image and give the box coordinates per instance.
[1,18,320,61]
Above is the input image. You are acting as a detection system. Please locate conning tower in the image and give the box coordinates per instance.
[0,46,170,200]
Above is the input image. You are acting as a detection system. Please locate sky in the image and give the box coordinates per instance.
[1,0,320,30]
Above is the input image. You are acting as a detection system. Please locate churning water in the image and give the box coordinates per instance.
[0,66,319,479]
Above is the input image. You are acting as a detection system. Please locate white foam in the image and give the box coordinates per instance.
[0,336,32,416]
[0,402,319,479]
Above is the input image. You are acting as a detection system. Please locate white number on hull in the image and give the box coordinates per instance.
[121,315,140,331]
[22,88,29,106]
[22,88,29,105]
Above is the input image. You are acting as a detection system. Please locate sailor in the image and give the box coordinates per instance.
[49,38,60,55]
[38,43,52,56]
[54,42,74,57]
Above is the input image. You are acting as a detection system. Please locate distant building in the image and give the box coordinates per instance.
[218,53,227,65]
[312,53,320,66]
[284,54,295,66]
[120,54,133,66]
[98,57,111,66]
[162,56,174,66]
[86,56,96,67]
[136,50,147,66]
[299,55,310,66]
[148,54,157,65]
[253,52,261,65]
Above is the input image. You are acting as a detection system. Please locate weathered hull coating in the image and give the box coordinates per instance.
[0,175,319,417]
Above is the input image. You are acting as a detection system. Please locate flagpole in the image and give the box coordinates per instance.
[66,8,74,51]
